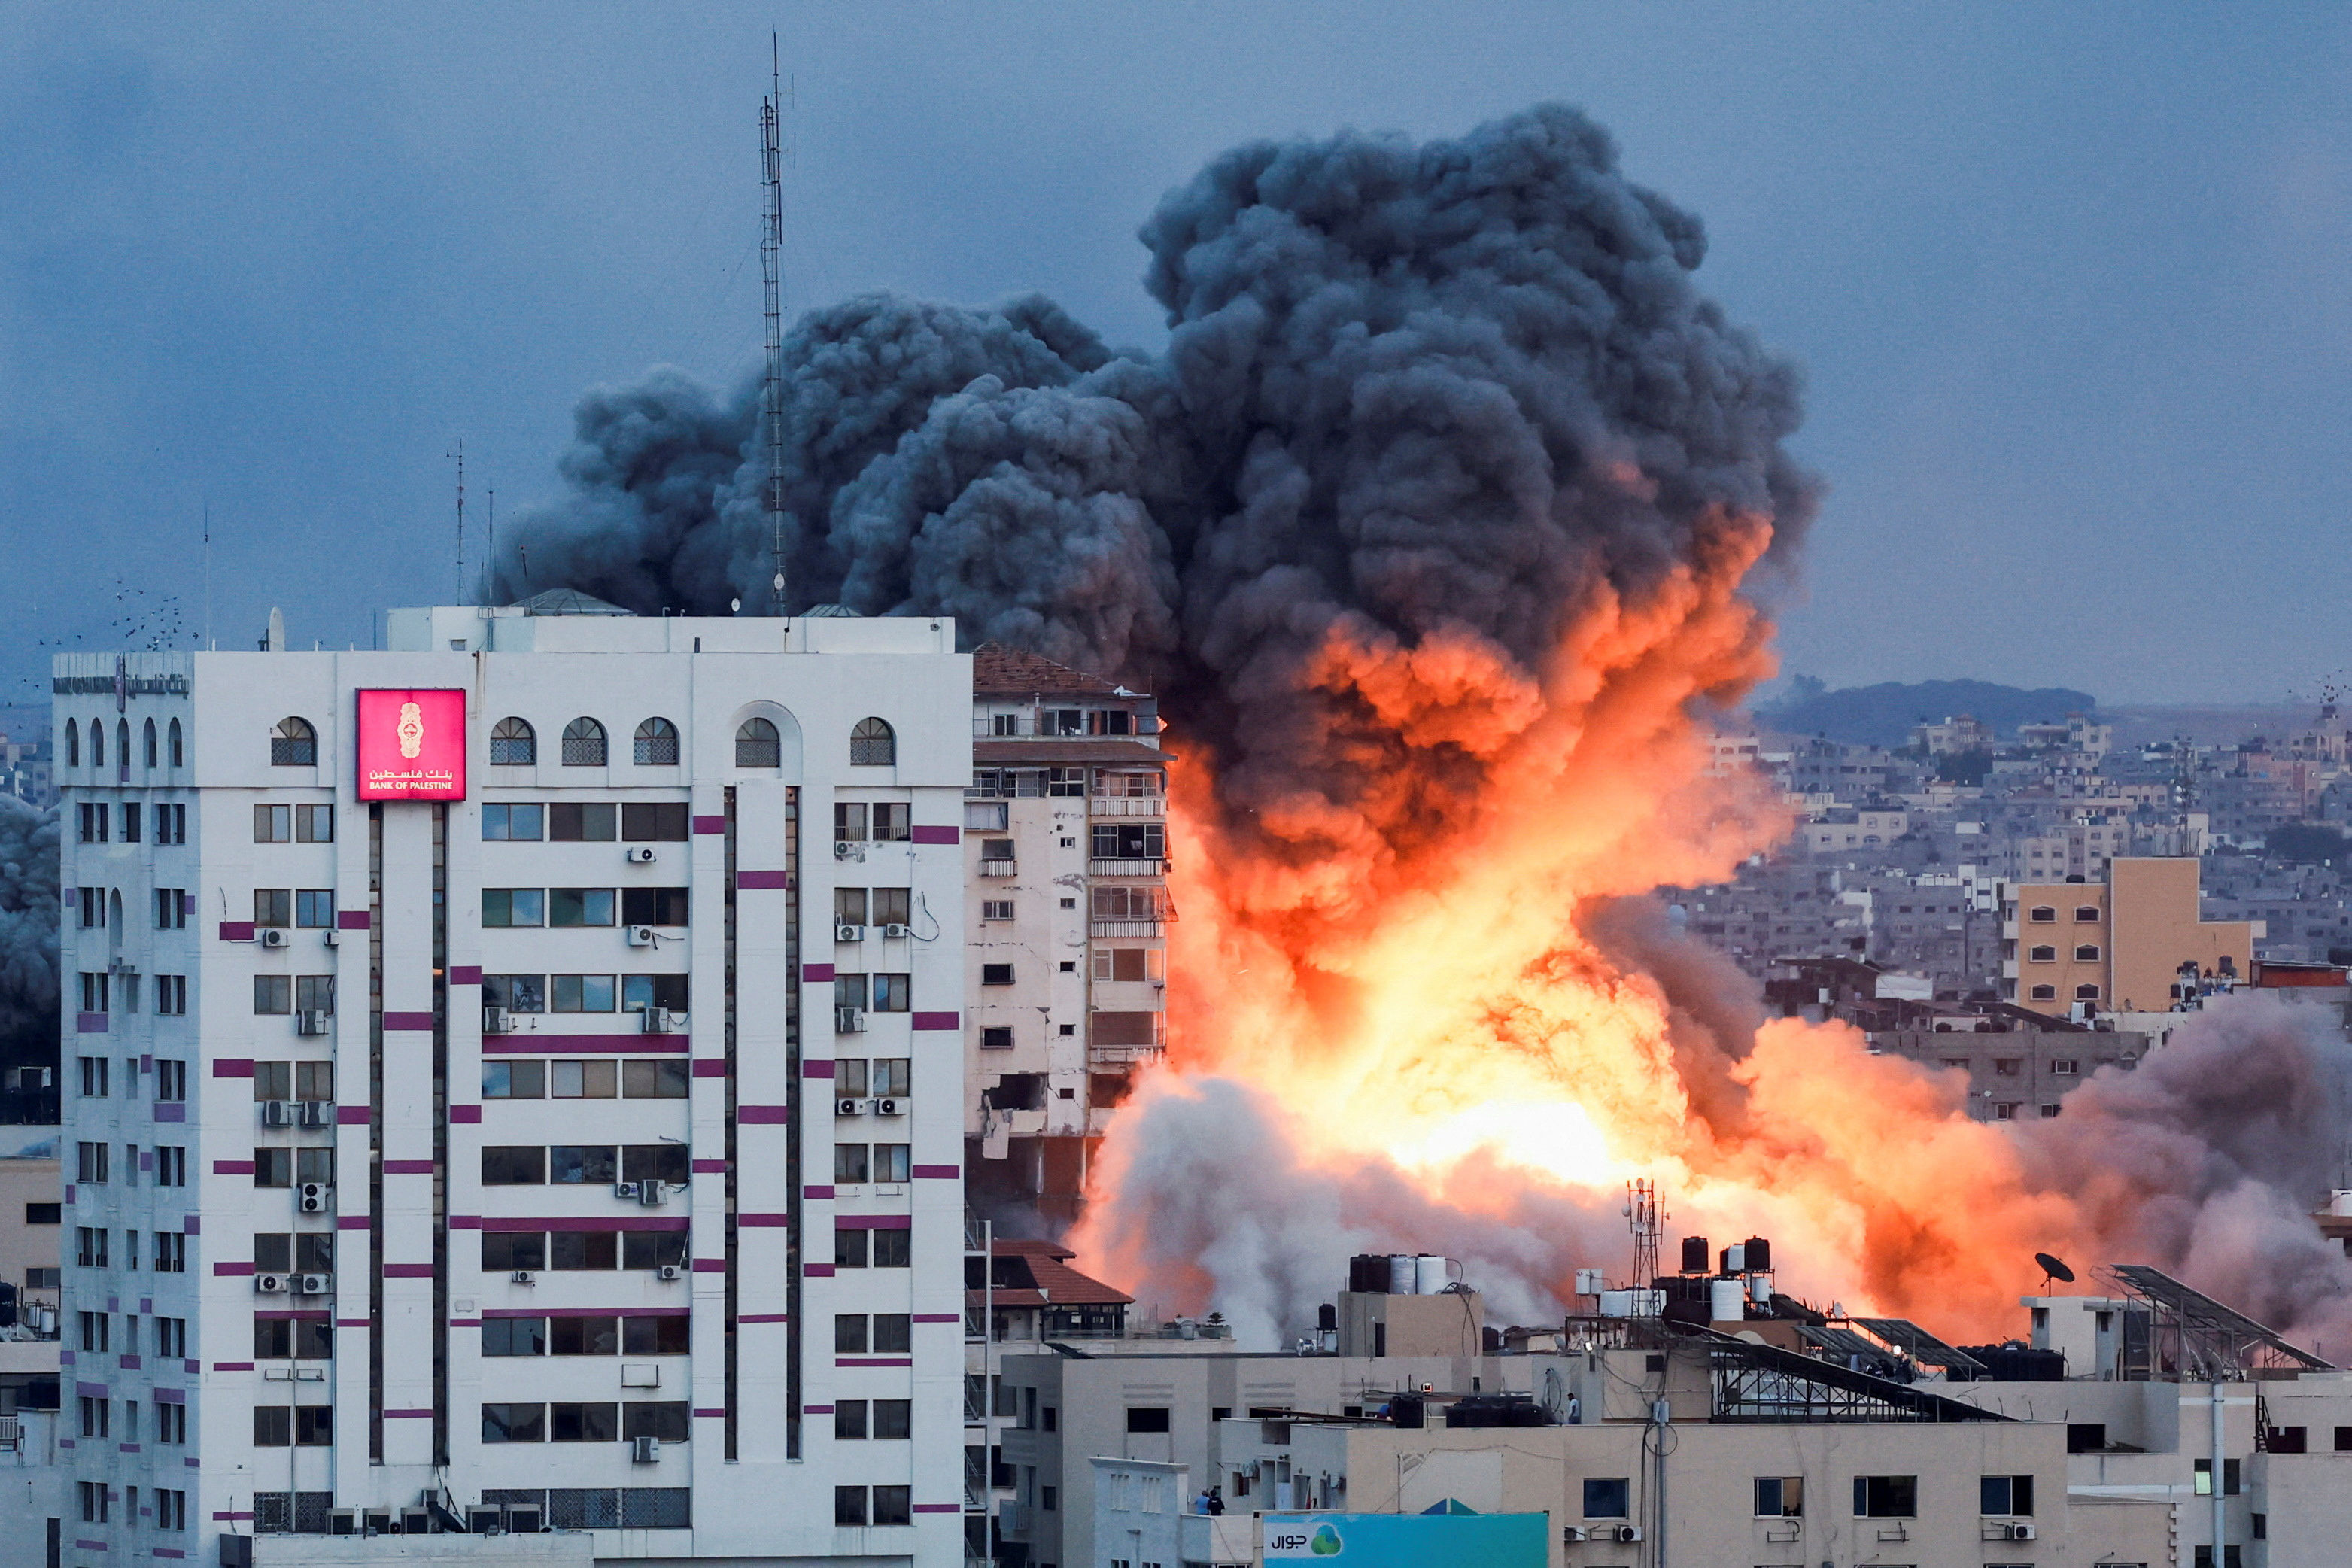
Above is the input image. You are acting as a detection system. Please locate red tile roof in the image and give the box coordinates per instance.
[972,643,1142,700]
[980,1238,1135,1307]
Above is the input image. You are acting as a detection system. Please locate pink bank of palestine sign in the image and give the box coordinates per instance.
[355,689,467,801]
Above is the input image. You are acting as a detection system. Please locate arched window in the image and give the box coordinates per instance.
[2074,906,2101,922]
[490,717,536,766]
[2074,944,2101,962]
[849,717,896,767]
[2028,945,2056,963]
[116,719,129,779]
[2073,983,2101,1001]
[735,717,780,768]
[634,718,680,767]
[63,720,77,768]
[143,718,157,769]
[90,719,105,770]
[561,718,607,767]
[168,717,184,768]
[2028,984,2057,1002]
[272,717,317,766]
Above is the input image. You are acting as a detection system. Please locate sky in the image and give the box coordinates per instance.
[5,2,2351,709]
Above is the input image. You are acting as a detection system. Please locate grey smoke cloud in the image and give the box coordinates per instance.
[0,798,59,1061]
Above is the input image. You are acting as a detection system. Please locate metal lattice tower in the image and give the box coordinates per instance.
[761,39,790,612]
[1624,1178,1664,1289]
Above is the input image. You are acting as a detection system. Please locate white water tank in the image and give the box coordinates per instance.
[1387,1254,1417,1294]
[1414,1255,1463,1294]
[1710,1278,1746,1322]
[1598,1290,1635,1318]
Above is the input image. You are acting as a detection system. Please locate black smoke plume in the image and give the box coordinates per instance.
[0,797,59,1073]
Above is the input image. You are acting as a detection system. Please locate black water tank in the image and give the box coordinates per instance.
[1348,1254,1389,1293]
[1679,1236,1711,1274]
[1446,1394,1549,1429]
[1961,1344,2067,1381]
[1388,1395,1424,1429]
[1742,1236,1771,1271]
[1317,1302,1337,1332]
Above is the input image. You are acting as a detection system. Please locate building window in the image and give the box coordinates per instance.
[482,803,545,840]
[633,718,680,766]
[2028,984,2056,1001]
[982,963,1014,986]
[2028,906,2056,922]
[981,899,1013,921]
[980,1026,1014,1051]
[143,717,157,768]
[254,976,293,1015]
[2028,945,2056,962]
[271,717,317,766]
[490,717,536,765]
[1582,1477,1630,1518]
[1980,1474,2034,1515]
[834,1487,868,1526]
[1853,1475,1917,1517]
[1126,1407,1171,1433]
[849,717,896,766]
[735,717,779,767]
[168,717,183,767]
[2040,1103,2061,1117]
[2074,983,2100,1001]
[2075,905,2101,922]
[2052,1059,2078,1075]
[64,720,77,767]
[561,718,608,767]
[297,804,333,842]
[2074,945,2100,962]
[296,890,336,928]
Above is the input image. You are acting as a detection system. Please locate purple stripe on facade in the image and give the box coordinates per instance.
[211,1363,253,1372]
[384,1263,433,1278]
[692,1408,726,1418]
[692,1258,725,1273]
[211,1160,253,1176]
[58,1350,73,1365]
[140,1055,153,1073]
[336,1216,370,1231]
[77,1012,108,1034]
[62,1186,71,1205]
[77,1381,107,1397]
[153,1388,184,1404]
[739,1313,788,1323]
[183,1359,199,1375]
[212,1059,254,1079]
[801,1059,835,1078]
[384,1408,434,1418]
[449,1320,479,1329]
[336,910,372,930]
[911,1010,959,1031]
[738,1214,788,1227]
[837,1357,913,1368]
[74,1539,105,1551]
[477,1216,691,1232]
[336,1105,369,1124]
[800,962,835,982]
[736,869,791,889]
[384,1010,435,1031]
[804,1264,836,1278]
[834,1214,912,1229]
[909,824,960,844]
[213,1263,254,1277]
[448,1214,480,1229]
[913,1164,960,1180]
[738,1105,788,1124]
[212,1512,253,1521]
[156,1550,187,1560]
[448,965,482,985]
[139,1298,151,1314]
[802,1403,831,1414]
[691,1059,725,1077]
[184,1217,199,1235]
[913,1503,962,1513]
[384,1159,434,1174]
[480,1035,687,1056]
[691,814,725,835]
[479,1306,688,1319]
[120,1354,140,1369]
[218,921,254,941]
[691,1159,727,1173]
[336,1319,369,1329]
[911,1313,962,1323]
[153,1102,184,1122]
[449,1105,481,1123]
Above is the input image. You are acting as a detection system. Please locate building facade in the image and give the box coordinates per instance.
[2004,858,2259,1016]
[55,603,971,1564]
[962,648,1168,1230]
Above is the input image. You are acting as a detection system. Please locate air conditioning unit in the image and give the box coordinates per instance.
[655,1264,685,1282]
[296,1008,330,1036]
[297,1099,336,1129]
[260,928,290,948]
[254,1273,290,1294]
[637,1181,667,1208]
[259,1100,294,1128]
[2004,1522,2037,1542]
[835,1096,868,1117]
[639,1007,677,1035]
[298,1181,333,1213]
[834,922,866,942]
[321,928,339,947]
[465,1506,503,1535]
[631,1436,661,1464]
[627,925,657,947]
[482,1006,513,1034]
[613,1181,641,1201]
[504,1506,543,1534]
[874,1096,905,1117]
[1560,1526,1586,1543]
[400,1508,433,1536]
[1607,1525,1643,1543]
[834,840,865,861]
[624,846,657,864]
[509,1269,536,1285]
[298,1273,333,1296]
[835,1006,867,1034]
[881,922,913,939]
[328,1508,357,1536]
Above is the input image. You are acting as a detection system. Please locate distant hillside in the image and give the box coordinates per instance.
[1755,679,2097,748]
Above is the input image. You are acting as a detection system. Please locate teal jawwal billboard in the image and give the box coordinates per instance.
[1263,1512,1548,1564]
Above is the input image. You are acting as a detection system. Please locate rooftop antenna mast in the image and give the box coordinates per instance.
[760,35,792,615]
[1623,1178,1664,1290]
[448,439,466,605]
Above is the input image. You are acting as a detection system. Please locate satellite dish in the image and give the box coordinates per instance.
[2034,1252,2076,1284]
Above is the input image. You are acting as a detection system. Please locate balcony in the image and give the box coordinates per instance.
[1088,1041,1165,1067]
[1089,858,1168,878]
[1089,795,1165,818]
[1090,920,1163,940]
[979,860,1018,877]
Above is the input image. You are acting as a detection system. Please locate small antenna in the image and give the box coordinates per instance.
[761,31,791,613]
[201,500,211,649]
[448,439,466,605]
[486,485,496,605]
[1623,1178,1664,1290]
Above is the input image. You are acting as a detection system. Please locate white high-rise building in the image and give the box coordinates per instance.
[53,600,971,1565]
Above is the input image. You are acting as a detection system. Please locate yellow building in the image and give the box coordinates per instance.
[2004,857,2257,1015]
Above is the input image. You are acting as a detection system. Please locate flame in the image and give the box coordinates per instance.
[1073,511,2104,1339]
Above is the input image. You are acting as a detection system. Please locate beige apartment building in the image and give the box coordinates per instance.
[2005,857,2257,1016]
